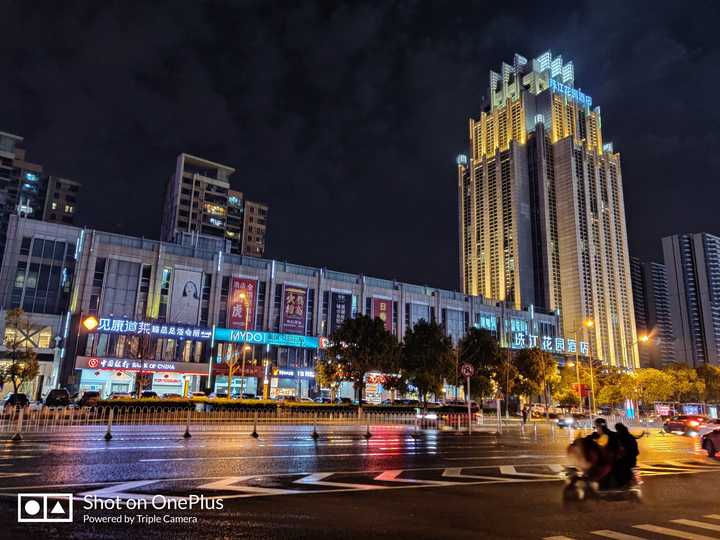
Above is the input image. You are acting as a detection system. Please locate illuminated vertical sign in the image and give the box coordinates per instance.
[372,297,393,333]
[329,292,352,334]
[228,277,257,330]
[281,285,307,334]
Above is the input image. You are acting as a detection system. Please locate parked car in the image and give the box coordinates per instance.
[44,388,70,408]
[190,392,207,400]
[140,391,159,399]
[108,392,133,400]
[335,397,353,405]
[209,392,228,399]
[297,397,314,403]
[162,393,183,399]
[701,427,720,457]
[3,393,29,411]
[77,390,101,408]
[314,397,333,403]
[276,395,298,402]
[697,418,720,438]
[663,415,711,435]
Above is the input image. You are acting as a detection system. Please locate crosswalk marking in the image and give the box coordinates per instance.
[672,520,720,533]
[633,524,718,540]
[199,476,302,496]
[374,470,454,486]
[591,530,647,540]
[295,472,380,490]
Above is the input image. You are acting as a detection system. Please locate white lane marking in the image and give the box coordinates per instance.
[706,516,720,521]
[591,530,648,539]
[441,467,510,482]
[198,476,302,496]
[633,524,719,540]
[295,472,380,490]
[499,465,562,478]
[79,480,162,501]
[672,520,720,533]
[446,454,566,461]
[374,470,454,486]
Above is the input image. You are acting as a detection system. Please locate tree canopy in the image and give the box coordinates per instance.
[401,319,454,406]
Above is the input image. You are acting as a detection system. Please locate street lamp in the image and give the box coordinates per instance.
[574,318,594,414]
[82,315,99,331]
[238,292,251,397]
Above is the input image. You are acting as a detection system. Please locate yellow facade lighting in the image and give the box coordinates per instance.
[82,316,99,331]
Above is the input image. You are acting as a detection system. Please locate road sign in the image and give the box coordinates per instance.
[460,363,474,378]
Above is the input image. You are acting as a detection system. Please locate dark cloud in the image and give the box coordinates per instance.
[0,0,718,289]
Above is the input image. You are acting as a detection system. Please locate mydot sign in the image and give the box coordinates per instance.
[213,328,325,349]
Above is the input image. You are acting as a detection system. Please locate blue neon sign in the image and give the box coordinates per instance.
[213,328,322,349]
[549,78,592,108]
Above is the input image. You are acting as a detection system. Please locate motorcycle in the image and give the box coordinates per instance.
[562,466,642,504]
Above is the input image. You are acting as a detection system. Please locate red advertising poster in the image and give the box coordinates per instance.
[282,285,307,334]
[228,277,257,329]
[372,297,393,333]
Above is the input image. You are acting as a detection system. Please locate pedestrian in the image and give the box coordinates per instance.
[521,406,528,424]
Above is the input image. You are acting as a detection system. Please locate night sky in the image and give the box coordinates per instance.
[1,1,718,291]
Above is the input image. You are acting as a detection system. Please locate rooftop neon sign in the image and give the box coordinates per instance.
[549,78,592,108]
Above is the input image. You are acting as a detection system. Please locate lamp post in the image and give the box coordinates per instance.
[238,291,251,397]
[573,318,594,414]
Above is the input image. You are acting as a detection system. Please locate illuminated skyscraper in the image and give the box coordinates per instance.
[457,51,638,368]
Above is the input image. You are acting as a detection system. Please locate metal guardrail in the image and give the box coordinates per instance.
[0,407,660,441]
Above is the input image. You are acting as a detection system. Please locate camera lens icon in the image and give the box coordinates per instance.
[24,499,41,516]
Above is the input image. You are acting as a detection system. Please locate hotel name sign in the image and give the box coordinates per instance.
[512,333,589,355]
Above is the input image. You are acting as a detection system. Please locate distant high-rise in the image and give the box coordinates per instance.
[630,257,674,367]
[663,233,720,366]
[457,51,638,368]
[160,153,268,256]
[0,131,81,263]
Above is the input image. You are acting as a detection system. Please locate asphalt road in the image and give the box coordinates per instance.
[0,423,718,539]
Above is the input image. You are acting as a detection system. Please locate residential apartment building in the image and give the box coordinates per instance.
[630,257,674,366]
[0,131,81,266]
[663,233,720,366]
[160,153,268,257]
[457,51,638,368]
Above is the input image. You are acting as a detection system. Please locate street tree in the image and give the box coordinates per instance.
[315,356,345,400]
[664,363,705,403]
[697,364,720,402]
[325,314,400,402]
[630,368,674,404]
[401,320,454,407]
[457,327,501,398]
[515,348,558,419]
[1,308,40,396]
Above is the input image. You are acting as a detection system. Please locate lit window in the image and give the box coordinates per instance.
[64,205,74,213]
[51,202,57,210]
[37,327,52,348]
[204,203,225,216]
[209,217,223,227]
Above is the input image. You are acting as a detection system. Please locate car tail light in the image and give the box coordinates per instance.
[688,420,700,427]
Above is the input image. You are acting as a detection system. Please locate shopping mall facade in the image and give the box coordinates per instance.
[0,216,564,401]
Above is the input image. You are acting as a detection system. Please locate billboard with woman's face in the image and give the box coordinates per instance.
[170,269,202,325]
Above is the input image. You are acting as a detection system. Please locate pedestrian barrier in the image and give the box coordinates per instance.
[0,406,659,440]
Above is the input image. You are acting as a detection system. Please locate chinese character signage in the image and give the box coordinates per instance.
[94,317,212,340]
[281,285,306,334]
[549,78,592,107]
[75,356,208,375]
[228,277,256,330]
[511,332,588,355]
[330,292,352,334]
[372,298,393,333]
[170,269,202,325]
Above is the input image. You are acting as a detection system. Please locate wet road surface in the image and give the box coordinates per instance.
[0,424,718,539]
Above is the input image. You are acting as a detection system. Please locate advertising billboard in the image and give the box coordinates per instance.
[281,285,307,334]
[75,356,208,375]
[169,269,202,325]
[372,297,393,333]
[228,277,257,329]
[329,292,352,334]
